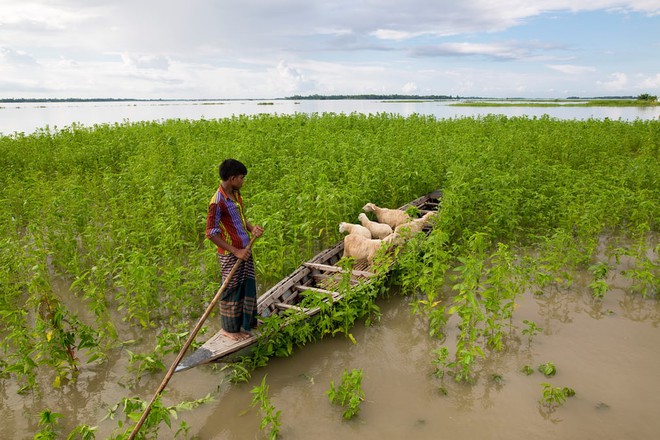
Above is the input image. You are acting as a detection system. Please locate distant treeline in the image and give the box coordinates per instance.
[566,95,635,100]
[2,95,651,103]
[286,94,459,100]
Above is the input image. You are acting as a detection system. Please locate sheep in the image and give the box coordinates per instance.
[394,211,437,235]
[362,203,410,228]
[343,234,385,264]
[338,222,372,239]
[382,231,402,246]
[358,213,393,239]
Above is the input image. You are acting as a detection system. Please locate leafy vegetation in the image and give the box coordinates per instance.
[637,93,658,102]
[540,383,576,410]
[250,375,281,440]
[101,394,212,439]
[327,369,365,420]
[1,113,658,436]
[538,362,557,377]
[522,320,543,342]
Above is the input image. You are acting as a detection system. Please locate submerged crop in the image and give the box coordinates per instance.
[1,113,658,437]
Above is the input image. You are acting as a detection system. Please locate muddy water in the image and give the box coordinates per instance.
[2,272,659,439]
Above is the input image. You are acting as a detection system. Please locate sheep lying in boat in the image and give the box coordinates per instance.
[357,213,392,239]
[362,203,410,228]
[343,234,389,264]
[338,221,372,239]
[394,211,436,235]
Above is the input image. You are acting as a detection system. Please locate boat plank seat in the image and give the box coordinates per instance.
[274,302,308,313]
[312,273,361,287]
[304,262,375,278]
[257,268,311,310]
[294,285,341,297]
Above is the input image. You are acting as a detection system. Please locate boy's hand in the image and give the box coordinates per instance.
[234,248,252,261]
[252,225,264,238]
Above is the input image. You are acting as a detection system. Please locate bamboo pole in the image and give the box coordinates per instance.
[127,236,257,440]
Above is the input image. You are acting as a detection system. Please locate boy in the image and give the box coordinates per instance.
[206,159,263,341]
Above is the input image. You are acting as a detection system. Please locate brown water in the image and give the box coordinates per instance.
[2,271,659,440]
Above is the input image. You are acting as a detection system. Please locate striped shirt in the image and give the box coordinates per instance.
[206,186,250,255]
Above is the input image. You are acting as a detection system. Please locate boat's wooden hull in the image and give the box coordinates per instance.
[175,189,442,372]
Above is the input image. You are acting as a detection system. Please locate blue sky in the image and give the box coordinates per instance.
[1,0,659,99]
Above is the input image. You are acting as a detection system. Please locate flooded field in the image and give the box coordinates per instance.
[2,114,658,439]
[2,267,658,440]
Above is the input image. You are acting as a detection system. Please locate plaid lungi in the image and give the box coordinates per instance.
[218,253,257,333]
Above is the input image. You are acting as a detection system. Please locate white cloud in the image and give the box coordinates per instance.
[402,82,418,93]
[0,1,95,30]
[547,64,597,74]
[597,72,629,90]
[638,73,660,89]
[269,61,316,95]
[371,29,419,41]
[121,53,171,70]
[412,42,532,60]
[0,47,38,65]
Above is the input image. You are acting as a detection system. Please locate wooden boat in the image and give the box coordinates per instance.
[175,189,442,372]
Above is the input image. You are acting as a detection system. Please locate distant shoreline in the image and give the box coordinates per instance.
[0,94,644,104]
[0,95,659,107]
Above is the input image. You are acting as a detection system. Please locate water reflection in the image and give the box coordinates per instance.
[1,100,659,136]
[619,292,660,325]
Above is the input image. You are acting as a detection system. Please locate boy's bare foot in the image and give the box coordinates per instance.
[221,329,247,341]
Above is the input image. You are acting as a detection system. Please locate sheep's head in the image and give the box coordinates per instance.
[362,203,376,212]
[357,213,368,223]
[338,222,348,233]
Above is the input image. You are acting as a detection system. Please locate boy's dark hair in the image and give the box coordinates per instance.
[219,159,248,181]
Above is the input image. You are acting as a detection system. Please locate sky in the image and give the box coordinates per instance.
[1,0,659,99]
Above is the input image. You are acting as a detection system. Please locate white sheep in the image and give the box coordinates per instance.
[343,234,385,264]
[338,222,372,239]
[394,211,436,235]
[382,231,402,245]
[362,203,410,228]
[357,213,393,239]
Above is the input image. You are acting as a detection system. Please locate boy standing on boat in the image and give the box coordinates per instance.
[206,159,263,341]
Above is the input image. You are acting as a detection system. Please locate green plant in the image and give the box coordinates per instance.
[637,93,658,102]
[619,232,659,299]
[250,375,281,440]
[539,383,576,409]
[446,233,489,383]
[34,410,63,440]
[521,365,534,375]
[522,320,543,342]
[588,261,610,299]
[491,373,504,384]
[66,424,97,440]
[432,347,450,378]
[538,362,557,377]
[327,369,365,420]
[103,394,212,439]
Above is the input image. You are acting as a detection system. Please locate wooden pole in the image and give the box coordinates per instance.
[127,236,257,440]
